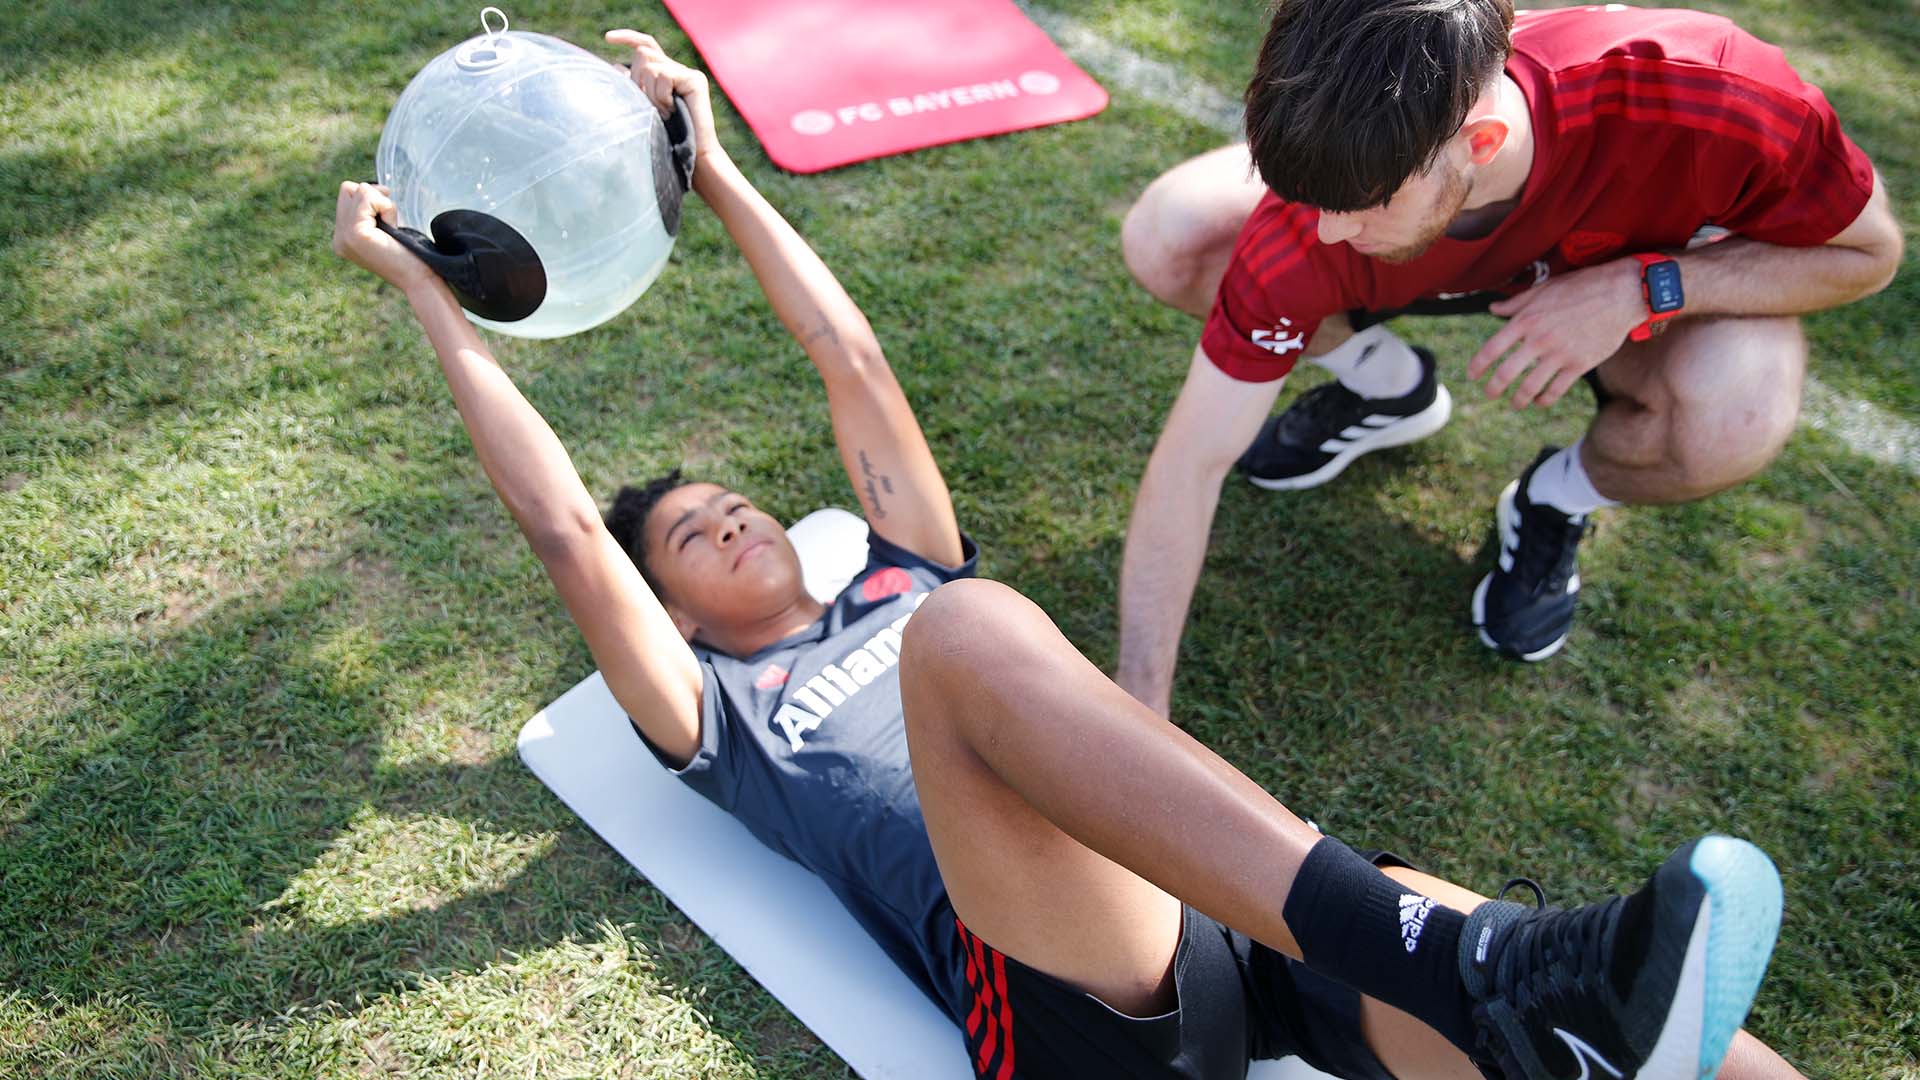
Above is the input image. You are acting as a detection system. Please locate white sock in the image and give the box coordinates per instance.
[1309,324,1425,400]
[1525,438,1620,516]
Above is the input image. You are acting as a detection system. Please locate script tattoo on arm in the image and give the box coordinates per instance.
[857,449,894,520]
[801,307,841,349]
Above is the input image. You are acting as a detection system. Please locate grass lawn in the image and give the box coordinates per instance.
[2,1,1914,1076]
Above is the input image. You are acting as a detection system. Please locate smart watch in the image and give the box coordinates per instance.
[1629,254,1684,341]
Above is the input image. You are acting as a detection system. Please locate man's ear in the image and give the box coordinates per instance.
[1460,115,1511,166]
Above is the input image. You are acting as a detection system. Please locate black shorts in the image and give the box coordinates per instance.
[948,853,1412,1080]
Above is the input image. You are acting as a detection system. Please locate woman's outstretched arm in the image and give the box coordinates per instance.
[330,181,702,762]
[610,30,964,567]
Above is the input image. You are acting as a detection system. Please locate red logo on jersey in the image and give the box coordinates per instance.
[754,664,790,690]
[1560,230,1625,267]
[861,568,913,602]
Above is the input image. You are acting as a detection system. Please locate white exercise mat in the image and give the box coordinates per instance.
[518,508,1329,1079]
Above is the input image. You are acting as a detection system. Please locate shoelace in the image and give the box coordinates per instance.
[1275,382,1364,444]
[1510,502,1588,594]
[1493,893,1625,1012]
[1470,892,1631,1080]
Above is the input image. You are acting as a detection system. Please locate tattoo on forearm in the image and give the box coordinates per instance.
[802,308,841,349]
[857,449,892,519]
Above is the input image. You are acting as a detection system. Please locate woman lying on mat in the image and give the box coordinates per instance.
[329,31,1802,1080]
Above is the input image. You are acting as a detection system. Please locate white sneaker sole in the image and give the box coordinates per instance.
[1471,482,1569,662]
[1247,385,1453,492]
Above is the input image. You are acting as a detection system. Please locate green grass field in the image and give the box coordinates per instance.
[2,1,1915,1076]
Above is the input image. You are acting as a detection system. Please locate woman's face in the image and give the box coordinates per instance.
[642,482,810,639]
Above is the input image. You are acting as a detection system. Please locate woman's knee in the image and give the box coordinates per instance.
[899,580,1050,757]
[900,579,1030,693]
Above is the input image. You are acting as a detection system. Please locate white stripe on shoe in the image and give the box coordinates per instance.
[1252,386,1454,491]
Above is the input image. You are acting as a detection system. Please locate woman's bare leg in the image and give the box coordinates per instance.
[902,578,1324,978]
[902,578,1791,1080]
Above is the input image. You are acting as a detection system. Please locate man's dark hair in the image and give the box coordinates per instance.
[604,468,688,597]
[1245,0,1513,211]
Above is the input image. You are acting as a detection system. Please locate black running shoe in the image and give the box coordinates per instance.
[1472,447,1588,661]
[1459,836,1783,1080]
[1236,347,1452,490]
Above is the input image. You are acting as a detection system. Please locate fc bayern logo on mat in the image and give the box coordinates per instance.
[862,568,913,602]
[791,109,836,136]
[1017,70,1061,95]
[755,664,791,690]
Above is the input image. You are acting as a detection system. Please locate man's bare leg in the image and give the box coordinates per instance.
[1122,144,1267,317]
[1474,314,1805,659]
[1584,315,1804,503]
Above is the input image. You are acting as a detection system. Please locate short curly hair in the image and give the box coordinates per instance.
[1245,0,1513,211]
[603,468,689,598]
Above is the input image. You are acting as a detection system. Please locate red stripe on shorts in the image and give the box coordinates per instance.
[962,944,985,1036]
[971,931,1001,1075]
[991,949,1016,1080]
[955,918,1019,1080]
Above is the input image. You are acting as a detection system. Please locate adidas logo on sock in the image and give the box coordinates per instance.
[1399,893,1435,954]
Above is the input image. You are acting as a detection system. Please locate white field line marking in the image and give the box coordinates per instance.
[1017,4,1244,134]
[1800,378,1920,473]
[1023,2,1920,475]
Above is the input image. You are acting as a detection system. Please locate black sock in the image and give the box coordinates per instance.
[1281,837,1476,1053]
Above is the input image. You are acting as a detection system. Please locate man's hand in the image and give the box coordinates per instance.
[330,181,437,293]
[1468,257,1646,409]
[605,30,725,173]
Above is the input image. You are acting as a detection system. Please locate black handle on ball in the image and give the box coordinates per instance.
[619,66,698,194]
[664,95,697,194]
[376,217,480,293]
[372,210,547,323]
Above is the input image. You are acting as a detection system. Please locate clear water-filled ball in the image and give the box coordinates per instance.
[376,12,686,338]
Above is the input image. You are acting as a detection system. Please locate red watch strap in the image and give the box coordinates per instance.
[1629,254,1679,342]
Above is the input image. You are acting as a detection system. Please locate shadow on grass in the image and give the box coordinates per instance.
[0,435,1491,1072]
[0,550,820,1071]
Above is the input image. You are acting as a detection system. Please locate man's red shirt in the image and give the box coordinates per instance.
[1200,6,1877,383]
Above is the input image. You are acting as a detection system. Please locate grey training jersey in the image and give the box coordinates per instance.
[635,531,979,1022]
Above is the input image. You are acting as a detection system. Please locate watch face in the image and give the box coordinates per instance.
[1645,260,1684,314]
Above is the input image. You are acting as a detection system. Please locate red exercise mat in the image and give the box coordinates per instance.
[662,0,1107,174]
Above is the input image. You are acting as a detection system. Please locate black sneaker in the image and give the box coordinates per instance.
[1459,836,1783,1080]
[1236,347,1452,490]
[1472,447,1588,661]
